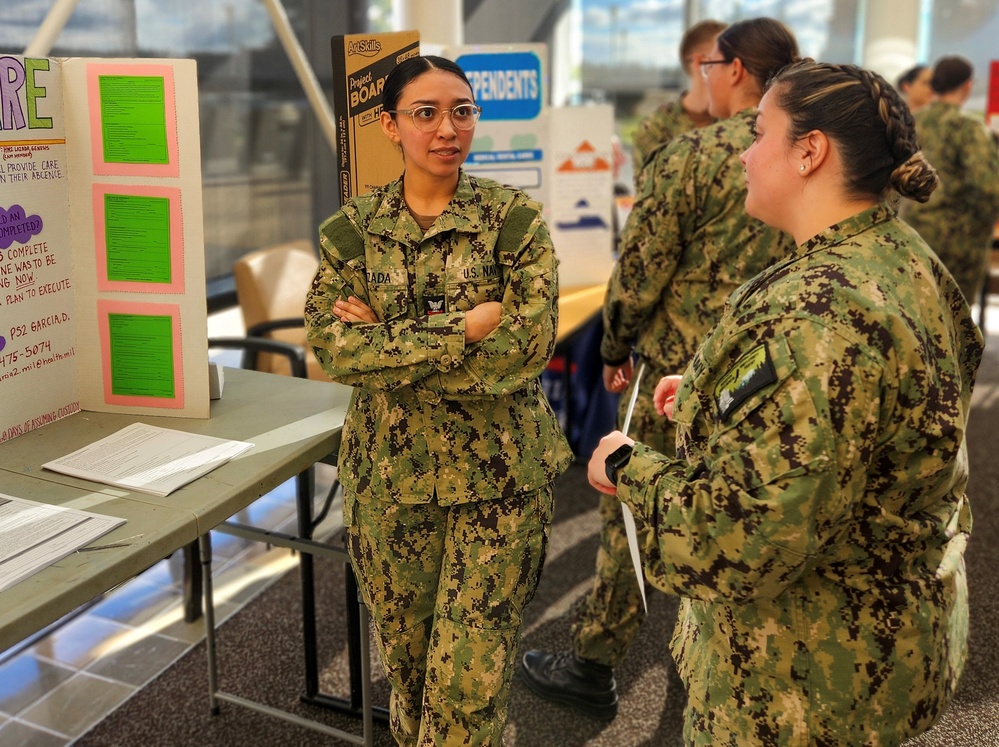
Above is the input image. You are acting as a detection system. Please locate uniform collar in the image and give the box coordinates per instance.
[730,107,758,124]
[367,170,485,242]
[729,203,895,309]
[926,99,959,113]
[792,202,895,261]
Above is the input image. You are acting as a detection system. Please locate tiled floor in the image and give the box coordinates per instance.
[0,470,341,746]
[0,307,343,746]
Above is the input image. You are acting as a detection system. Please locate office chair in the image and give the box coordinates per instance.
[231,239,330,380]
[225,239,340,554]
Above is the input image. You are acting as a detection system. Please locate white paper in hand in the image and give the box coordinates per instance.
[620,361,646,612]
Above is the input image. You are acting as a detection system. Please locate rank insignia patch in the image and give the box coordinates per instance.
[714,344,777,422]
[425,295,446,315]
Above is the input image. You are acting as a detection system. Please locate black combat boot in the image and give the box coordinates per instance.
[519,649,618,720]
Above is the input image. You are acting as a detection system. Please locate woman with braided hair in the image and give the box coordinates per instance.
[585,59,984,745]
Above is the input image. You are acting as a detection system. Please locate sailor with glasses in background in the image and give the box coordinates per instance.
[520,16,800,725]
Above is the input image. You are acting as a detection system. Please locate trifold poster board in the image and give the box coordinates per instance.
[331,31,421,202]
[0,56,208,445]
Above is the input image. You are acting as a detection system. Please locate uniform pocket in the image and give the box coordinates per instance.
[368,282,410,321]
[446,273,502,311]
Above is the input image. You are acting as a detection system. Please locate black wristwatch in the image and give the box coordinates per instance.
[604,444,633,486]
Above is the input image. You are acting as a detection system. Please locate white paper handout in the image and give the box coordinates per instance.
[42,423,254,497]
[621,361,647,612]
[0,493,126,593]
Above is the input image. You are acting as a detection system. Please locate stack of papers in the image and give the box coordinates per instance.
[0,495,126,593]
[42,422,254,497]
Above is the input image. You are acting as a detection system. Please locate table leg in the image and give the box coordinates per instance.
[296,468,321,698]
[183,540,202,622]
[200,532,221,715]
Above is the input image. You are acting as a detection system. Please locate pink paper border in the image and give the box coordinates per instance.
[92,184,185,294]
[97,300,185,409]
[87,63,180,178]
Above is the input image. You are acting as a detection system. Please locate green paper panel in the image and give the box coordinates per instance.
[108,314,175,398]
[104,194,172,283]
[99,75,170,164]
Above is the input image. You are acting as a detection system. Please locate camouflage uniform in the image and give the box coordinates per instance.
[630,97,697,181]
[616,204,983,745]
[305,171,573,746]
[574,108,794,667]
[900,100,999,303]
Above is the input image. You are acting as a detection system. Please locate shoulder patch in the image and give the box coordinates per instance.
[496,204,538,263]
[715,344,777,422]
[320,212,365,261]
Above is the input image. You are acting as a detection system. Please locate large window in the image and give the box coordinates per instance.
[924,0,999,114]
[2,0,330,290]
[578,0,687,96]
[694,0,859,62]
[6,1,994,288]
[577,0,862,170]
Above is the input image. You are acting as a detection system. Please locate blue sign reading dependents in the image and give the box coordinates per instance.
[456,51,542,121]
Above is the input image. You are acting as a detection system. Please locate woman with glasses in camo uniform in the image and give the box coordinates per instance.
[306,55,572,746]
[521,17,798,723]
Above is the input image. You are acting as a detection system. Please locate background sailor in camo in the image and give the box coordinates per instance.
[574,17,799,671]
[899,54,999,306]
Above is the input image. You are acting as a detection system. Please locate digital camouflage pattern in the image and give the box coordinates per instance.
[602,108,795,379]
[306,171,573,505]
[346,484,553,746]
[306,171,572,745]
[900,100,999,303]
[630,97,698,185]
[574,108,795,667]
[617,204,984,745]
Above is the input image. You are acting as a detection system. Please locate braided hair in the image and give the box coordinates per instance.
[767,60,938,203]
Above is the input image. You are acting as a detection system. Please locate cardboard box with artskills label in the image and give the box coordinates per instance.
[331,31,420,203]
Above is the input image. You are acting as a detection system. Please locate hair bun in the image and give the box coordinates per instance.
[891,150,939,203]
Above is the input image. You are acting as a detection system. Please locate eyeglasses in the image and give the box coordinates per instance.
[699,58,731,79]
[388,104,482,132]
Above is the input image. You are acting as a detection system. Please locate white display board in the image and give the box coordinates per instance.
[0,56,209,445]
[547,104,616,287]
